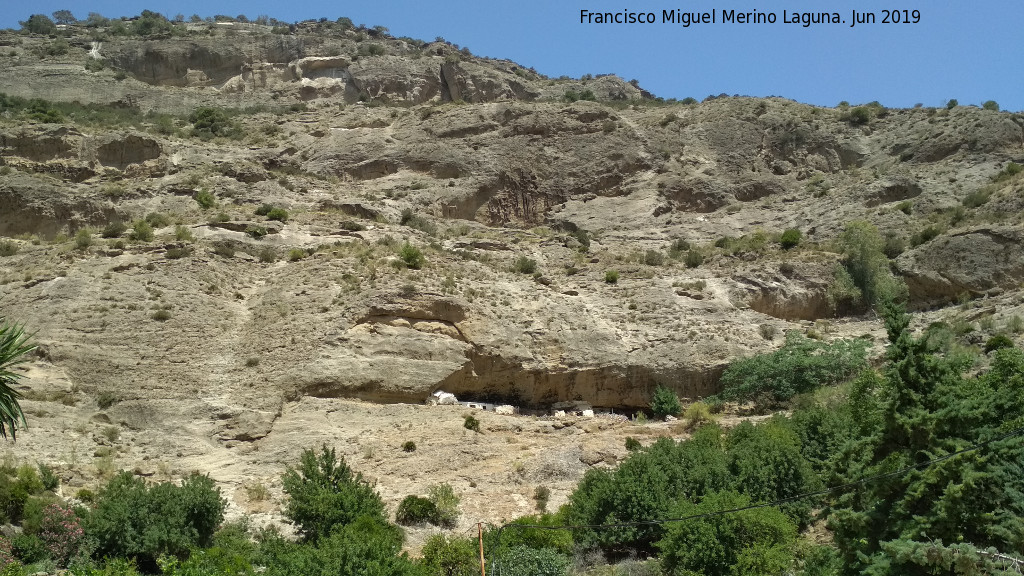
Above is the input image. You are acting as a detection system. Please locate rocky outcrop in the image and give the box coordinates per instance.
[440,61,540,103]
[0,126,78,161]
[658,177,730,213]
[90,133,163,169]
[731,262,835,321]
[347,56,442,104]
[106,40,247,86]
[896,227,1024,308]
[864,176,922,207]
[0,174,121,238]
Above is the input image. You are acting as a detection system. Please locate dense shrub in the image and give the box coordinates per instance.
[993,161,1022,182]
[984,334,1014,353]
[604,270,619,284]
[101,222,127,239]
[174,225,194,242]
[962,186,993,208]
[194,189,215,210]
[834,220,907,309]
[258,515,419,576]
[0,467,46,524]
[281,445,385,543]
[395,495,438,526]
[39,503,84,567]
[245,225,267,239]
[75,229,93,250]
[85,471,225,572]
[493,545,569,576]
[563,89,598,103]
[909,224,942,247]
[420,533,477,576]
[847,107,870,125]
[399,242,425,269]
[189,108,237,139]
[12,532,47,563]
[513,256,537,274]
[668,238,690,258]
[428,483,460,529]
[642,250,664,266]
[265,208,289,222]
[565,419,818,558]
[683,401,714,429]
[128,221,153,242]
[572,229,591,252]
[463,415,480,433]
[650,385,681,419]
[778,228,800,249]
[982,100,999,111]
[157,521,256,576]
[658,490,796,576]
[716,331,869,407]
[684,249,704,268]
[36,465,58,492]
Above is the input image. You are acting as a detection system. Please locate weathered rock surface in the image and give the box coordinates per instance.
[1,20,1023,537]
[896,227,1024,308]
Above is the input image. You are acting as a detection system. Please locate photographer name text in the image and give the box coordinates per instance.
[579,8,922,27]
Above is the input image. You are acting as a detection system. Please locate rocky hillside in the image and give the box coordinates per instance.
[1,16,1023,533]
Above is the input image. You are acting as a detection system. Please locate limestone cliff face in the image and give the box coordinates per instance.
[4,18,1024,538]
[105,39,248,86]
[896,227,1024,308]
[0,21,1023,431]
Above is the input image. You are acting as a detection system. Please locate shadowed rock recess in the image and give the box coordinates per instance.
[1,17,1024,533]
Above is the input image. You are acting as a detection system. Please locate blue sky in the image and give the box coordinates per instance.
[4,1,1022,111]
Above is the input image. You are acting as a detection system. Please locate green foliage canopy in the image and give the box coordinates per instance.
[281,445,386,543]
[717,331,869,407]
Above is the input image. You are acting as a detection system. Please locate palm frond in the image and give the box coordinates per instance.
[0,317,35,440]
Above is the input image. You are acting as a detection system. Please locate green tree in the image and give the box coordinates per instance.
[780,228,801,249]
[493,545,569,576]
[835,220,907,309]
[399,242,425,270]
[420,533,477,576]
[395,495,438,526]
[20,15,57,34]
[726,420,818,527]
[0,318,33,439]
[658,490,796,576]
[85,472,225,572]
[51,10,76,25]
[650,385,681,419]
[281,445,386,543]
[828,301,1024,575]
[716,331,869,408]
[259,515,421,576]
